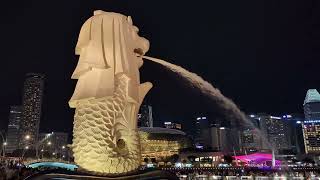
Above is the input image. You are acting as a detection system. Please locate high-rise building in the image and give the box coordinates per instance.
[195,116,211,149]
[163,122,182,130]
[210,124,220,151]
[282,114,305,154]
[19,73,45,148]
[302,89,320,154]
[239,115,263,152]
[260,115,289,152]
[137,105,153,127]
[6,106,22,153]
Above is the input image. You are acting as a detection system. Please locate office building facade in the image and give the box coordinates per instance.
[195,116,211,149]
[6,106,23,153]
[259,115,289,152]
[302,89,320,154]
[19,73,45,148]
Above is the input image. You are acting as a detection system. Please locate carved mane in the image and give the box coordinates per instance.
[69,10,149,107]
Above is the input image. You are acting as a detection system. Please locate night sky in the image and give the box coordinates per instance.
[0,0,319,134]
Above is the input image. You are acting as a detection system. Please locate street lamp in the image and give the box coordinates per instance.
[0,131,6,157]
[47,141,52,145]
[3,142,7,156]
[25,135,30,140]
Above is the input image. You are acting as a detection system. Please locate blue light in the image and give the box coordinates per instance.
[196,145,203,149]
[27,162,78,171]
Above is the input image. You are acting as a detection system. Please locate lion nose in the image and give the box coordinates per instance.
[140,38,149,55]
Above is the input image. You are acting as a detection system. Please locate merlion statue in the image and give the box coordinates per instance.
[69,10,152,175]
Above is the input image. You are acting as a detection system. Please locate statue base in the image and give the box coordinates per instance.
[25,169,178,180]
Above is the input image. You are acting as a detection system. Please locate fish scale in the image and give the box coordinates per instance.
[72,75,141,175]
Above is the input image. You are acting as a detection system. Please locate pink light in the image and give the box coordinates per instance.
[233,153,281,165]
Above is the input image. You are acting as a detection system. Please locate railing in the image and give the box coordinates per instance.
[23,158,75,166]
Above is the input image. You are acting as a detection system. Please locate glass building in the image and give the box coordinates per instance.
[303,89,320,154]
[195,116,211,149]
[6,106,22,153]
[19,73,45,149]
[259,115,289,152]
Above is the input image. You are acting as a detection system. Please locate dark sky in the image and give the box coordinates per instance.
[0,0,319,134]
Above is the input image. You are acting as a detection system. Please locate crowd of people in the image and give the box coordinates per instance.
[0,158,34,180]
[174,169,320,179]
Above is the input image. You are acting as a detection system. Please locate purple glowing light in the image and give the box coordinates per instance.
[233,153,281,166]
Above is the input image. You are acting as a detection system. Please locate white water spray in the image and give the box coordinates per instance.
[143,55,271,149]
[143,56,246,122]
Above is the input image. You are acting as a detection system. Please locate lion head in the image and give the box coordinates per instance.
[69,10,149,107]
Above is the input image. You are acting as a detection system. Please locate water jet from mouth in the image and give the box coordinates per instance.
[143,55,271,149]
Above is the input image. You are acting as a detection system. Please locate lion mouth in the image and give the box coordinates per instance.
[134,48,144,57]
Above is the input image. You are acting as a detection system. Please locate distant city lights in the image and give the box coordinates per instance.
[304,120,320,124]
[196,117,207,120]
[270,116,281,120]
[283,115,292,118]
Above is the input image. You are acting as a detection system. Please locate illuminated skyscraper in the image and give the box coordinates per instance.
[282,114,305,154]
[6,106,22,153]
[19,73,45,148]
[260,115,289,152]
[302,89,320,154]
[137,105,153,127]
[239,115,263,152]
[195,116,211,149]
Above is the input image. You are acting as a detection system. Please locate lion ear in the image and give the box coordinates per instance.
[94,10,105,15]
[127,16,133,25]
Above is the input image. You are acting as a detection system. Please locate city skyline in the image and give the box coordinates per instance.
[0,0,319,133]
